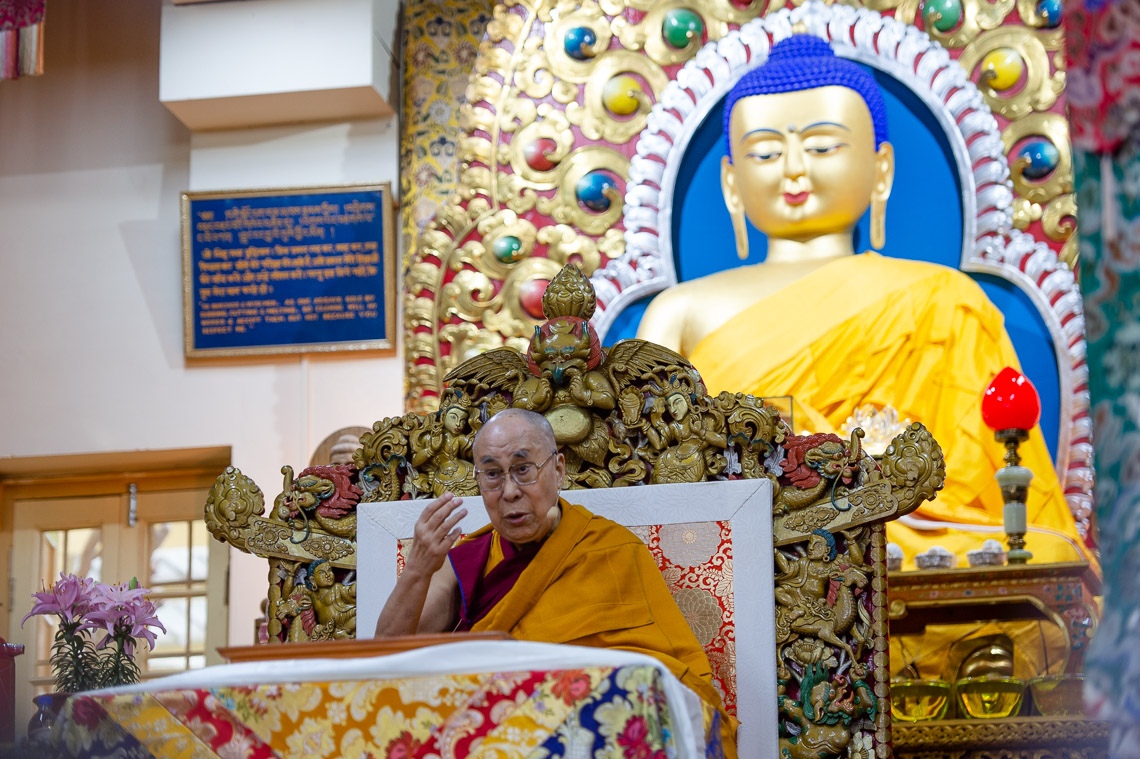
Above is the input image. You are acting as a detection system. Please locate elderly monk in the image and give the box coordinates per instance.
[637,34,1094,571]
[374,408,737,755]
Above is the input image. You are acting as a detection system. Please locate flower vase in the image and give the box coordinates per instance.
[27,692,69,744]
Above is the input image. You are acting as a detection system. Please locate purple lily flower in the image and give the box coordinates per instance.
[21,573,96,627]
[25,573,166,689]
[85,581,166,655]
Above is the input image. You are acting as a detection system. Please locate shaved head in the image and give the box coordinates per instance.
[475,408,557,453]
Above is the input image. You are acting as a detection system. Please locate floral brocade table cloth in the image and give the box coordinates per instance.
[52,643,721,758]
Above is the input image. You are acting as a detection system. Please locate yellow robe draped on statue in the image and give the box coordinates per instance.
[688,252,1093,570]
[470,501,739,757]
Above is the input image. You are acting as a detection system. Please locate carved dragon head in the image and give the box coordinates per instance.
[525,316,603,386]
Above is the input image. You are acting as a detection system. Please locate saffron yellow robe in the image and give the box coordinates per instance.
[469,501,739,757]
[689,252,1094,570]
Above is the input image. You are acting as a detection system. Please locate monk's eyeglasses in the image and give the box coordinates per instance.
[474,451,558,492]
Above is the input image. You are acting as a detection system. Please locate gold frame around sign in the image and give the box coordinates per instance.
[181,182,398,359]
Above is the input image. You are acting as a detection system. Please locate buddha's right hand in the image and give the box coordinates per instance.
[406,492,467,577]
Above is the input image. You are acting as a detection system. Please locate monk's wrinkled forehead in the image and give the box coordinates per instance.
[474,409,556,463]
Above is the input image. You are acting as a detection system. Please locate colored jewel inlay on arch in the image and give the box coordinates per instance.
[1018,139,1059,180]
[492,235,525,264]
[603,74,644,116]
[576,171,618,212]
[524,138,559,171]
[564,26,597,61]
[980,47,1024,92]
[1036,0,1061,28]
[662,9,704,49]
[519,278,549,320]
[922,0,962,33]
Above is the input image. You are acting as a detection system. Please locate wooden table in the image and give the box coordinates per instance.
[893,716,1109,758]
[217,631,510,662]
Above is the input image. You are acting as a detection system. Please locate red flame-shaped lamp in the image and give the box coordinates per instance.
[982,367,1041,564]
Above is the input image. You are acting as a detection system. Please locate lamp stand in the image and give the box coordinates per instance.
[994,428,1033,564]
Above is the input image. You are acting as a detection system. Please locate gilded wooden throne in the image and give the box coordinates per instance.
[205,263,945,757]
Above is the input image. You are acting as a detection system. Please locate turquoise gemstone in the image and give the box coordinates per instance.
[922,0,962,32]
[662,9,704,49]
[564,27,597,61]
[1019,139,1059,180]
[576,172,617,212]
[1036,0,1061,28]
[492,235,523,263]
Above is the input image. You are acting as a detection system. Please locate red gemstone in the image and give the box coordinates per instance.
[981,367,1041,431]
[524,138,558,171]
[519,278,549,320]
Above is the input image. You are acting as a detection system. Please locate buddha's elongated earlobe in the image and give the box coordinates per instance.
[870,195,886,250]
[721,156,749,260]
[870,141,895,251]
[731,207,749,260]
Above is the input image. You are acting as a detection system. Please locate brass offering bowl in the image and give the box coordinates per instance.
[1029,674,1086,717]
[954,676,1025,719]
[890,679,952,722]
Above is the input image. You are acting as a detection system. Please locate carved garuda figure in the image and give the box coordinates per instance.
[205,263,945,754]
[423,265,790,492]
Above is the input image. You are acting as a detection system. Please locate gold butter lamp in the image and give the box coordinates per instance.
[955,676,1026,719]
[890,679,952,722]
[981,367,1042,565]
[1029,673,1088,716]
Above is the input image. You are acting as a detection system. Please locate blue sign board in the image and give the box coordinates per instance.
[182,184,395,357]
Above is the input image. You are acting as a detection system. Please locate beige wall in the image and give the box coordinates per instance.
[0,0,404,646]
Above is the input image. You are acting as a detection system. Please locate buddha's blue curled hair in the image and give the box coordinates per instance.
[723,34,890,161]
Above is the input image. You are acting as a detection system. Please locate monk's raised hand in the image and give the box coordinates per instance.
[406,492,467,576]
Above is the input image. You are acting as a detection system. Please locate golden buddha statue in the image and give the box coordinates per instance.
[637,35,1092,569]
